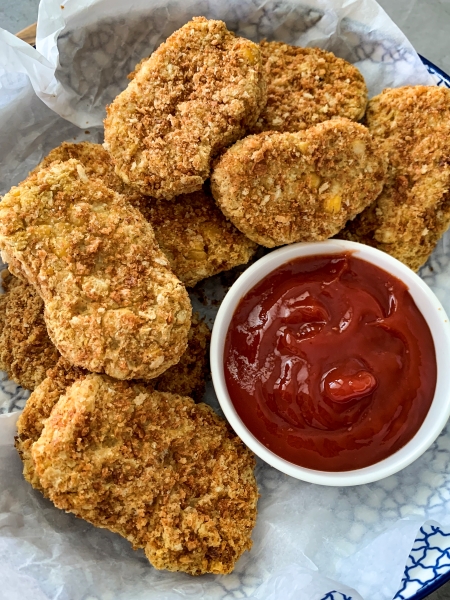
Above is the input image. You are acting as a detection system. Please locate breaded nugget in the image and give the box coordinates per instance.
[15,357,86,490]
[132,187,258,287]
[104,17,266,199]
[30,375,257,575]
[1,274,208,394]
[211,118,387,247]
[338,86,450,271]
[2,271,208,395]
[30,141,142,203]
[0,160,191,379]
[0,274,59,390]
[252,41,367,134]
[34,142,257,286]
[16,316,210,488]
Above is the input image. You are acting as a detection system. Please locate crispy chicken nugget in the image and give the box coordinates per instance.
[132,187,258,287]
[104,17,266,199]
[211,118,387,247]
[0,274,59,390]
[30,375,258,575]
[35,142,257,286]
[0,160,191,380]
[1,270,209,395]
[339,86,450,271]
[16,316,210,488]
[252,41,367,134]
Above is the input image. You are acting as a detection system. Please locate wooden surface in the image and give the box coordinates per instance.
[15,22,36,44]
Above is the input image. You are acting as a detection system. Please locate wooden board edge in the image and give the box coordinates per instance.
[15,23,37,46]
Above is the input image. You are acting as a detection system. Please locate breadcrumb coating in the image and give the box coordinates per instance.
[252,41,367,134]
[15,315,210,488]
[104,17,266,199]
[31,140,130,194]
[15,357,86,490]
[132,187,258,287]
[35,142,257,286]
[0,269,12,340]
[0,274,59,390]
[0,160,191,379]
[338,86,450,271]
[31,375,258,575]
[211,118,387,247]
[1,272,207,394]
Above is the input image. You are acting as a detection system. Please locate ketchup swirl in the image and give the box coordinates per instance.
[224,253,437,471]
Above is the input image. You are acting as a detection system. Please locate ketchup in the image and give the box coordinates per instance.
[224,253,437,471]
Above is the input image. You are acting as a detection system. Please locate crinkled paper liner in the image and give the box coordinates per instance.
[0,1,448,599]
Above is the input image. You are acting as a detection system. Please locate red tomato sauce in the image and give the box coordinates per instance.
[224,253,437,471]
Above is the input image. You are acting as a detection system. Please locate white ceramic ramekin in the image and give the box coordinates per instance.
[210,240,450,486]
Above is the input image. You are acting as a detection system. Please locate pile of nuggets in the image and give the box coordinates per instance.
[1,15,450,576]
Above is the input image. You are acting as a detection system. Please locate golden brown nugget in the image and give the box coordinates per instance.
[0,275,59,390]
[104,17,266,199]
[2,270,208,397]
[0,160,191,379]
[133,187,258,287]
[252,41,367,134]
[30,141,142,203]
[35,142,257,286]
[15,317,210,489]
[211,118,387,247]
[31,375,258,575]
[15,357,86,490]
[339,86,450,271]
[0,272,209,396]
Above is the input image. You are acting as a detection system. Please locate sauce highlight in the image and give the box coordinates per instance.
[224,253,437,471]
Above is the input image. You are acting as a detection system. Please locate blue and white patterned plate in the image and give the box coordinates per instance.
[0,54,450,600]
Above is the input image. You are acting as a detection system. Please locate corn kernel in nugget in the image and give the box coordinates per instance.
[104,17,266,199]
[211,118,386,247]
[0,160,191,380]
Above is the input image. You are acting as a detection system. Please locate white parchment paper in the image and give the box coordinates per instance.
[0,1,448,599]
